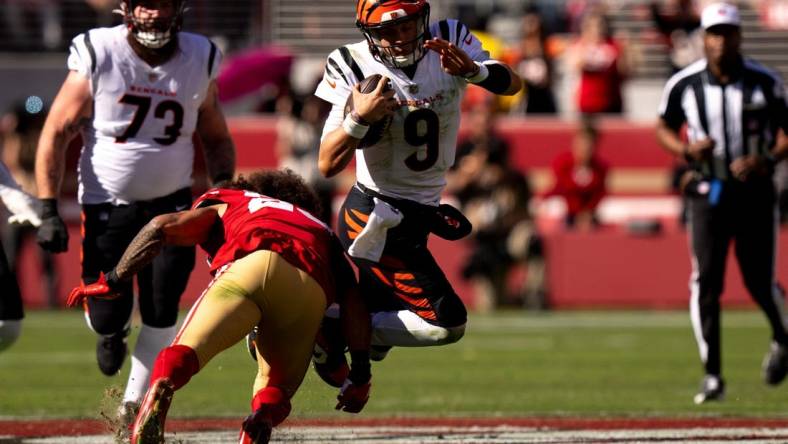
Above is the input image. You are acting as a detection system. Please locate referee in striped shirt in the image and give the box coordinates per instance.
[656,2,788,404]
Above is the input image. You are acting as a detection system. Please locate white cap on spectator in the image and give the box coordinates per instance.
[701,2,741,30]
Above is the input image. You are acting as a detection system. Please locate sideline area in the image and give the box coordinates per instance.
[3,417,788,443]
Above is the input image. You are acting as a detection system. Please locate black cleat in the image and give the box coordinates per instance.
[97,329,128,376]
[763,341,788,385]
[693,374,725,404]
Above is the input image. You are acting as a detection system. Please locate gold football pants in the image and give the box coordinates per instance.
[174,249,327,398]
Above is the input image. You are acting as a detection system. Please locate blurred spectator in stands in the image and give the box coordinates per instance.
[458,8,513,113]
[567,11,636,116]
[84,0,118,26]
[546,121,609,229]
[447,99,548,311]
[0,100,58,308]
[504,7,560,114]
[754,0,788,30]
[0,0,61,51]
[276,93,336,226]
[650,0,703,73]
[185,0,255,51]
[566,0,609,33]
[457,7,505,59]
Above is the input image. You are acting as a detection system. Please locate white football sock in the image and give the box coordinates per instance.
[0,319,22,352]
[370,310,465,347]
[123,324,176,404]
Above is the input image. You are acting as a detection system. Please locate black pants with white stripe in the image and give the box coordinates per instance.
[687,177,787,376]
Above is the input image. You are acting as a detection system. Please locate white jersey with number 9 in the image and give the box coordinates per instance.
[315,19,489,205]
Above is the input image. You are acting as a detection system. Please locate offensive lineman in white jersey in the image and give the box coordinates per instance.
[34,0,235,433]
[311,0,521,385]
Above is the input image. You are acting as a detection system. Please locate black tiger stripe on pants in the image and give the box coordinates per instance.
[336,185,467,328]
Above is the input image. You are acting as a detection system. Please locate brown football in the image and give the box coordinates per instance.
[344,74,394,148]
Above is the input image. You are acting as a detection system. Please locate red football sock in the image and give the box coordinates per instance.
[151,344,199,390]
[250,386,292,427]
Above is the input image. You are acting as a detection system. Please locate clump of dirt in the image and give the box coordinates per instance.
[98,385,131,443]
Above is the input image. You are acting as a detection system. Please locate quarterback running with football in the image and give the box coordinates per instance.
[67,169,372,444]
[34,0,235,430]
[313,0,521,380]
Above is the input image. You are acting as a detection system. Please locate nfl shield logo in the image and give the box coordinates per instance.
[148,72,159,82]
[409,84,419,94]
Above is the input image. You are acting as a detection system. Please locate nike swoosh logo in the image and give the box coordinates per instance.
[464,35,473,45]
[175,204,189,211]
[327,79,337,89]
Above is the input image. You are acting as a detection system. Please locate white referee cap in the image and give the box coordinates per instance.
[701,2,741,30]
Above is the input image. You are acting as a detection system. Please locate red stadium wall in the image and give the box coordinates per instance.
[17,117,787,310]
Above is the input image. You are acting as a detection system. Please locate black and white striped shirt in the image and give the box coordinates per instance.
[659,58,788,180]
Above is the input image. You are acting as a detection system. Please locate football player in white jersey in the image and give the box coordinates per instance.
[33,0,235,432]
[0,159,42,353]
[312,0,521,382]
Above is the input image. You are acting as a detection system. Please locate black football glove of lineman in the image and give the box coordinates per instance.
[36,198,69,253]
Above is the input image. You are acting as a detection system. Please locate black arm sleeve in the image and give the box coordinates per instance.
[475,62,513,95]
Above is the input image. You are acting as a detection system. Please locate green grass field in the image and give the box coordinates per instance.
[1,309,787,419]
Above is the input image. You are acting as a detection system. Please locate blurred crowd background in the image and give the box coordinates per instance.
[1,0,788,312]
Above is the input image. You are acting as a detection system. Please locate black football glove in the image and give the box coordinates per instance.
[36,199,69,253]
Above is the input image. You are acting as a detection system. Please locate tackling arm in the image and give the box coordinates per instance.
[197,81,236,185]
[66,206,221,307]
[114,206,220,280]
[332,242,373,413]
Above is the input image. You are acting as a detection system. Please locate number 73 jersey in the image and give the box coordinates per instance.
[315,19,490,205]
[68,25,221,205]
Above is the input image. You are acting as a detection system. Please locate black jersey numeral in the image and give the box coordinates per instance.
[115,94,185,146]
[115,94,151,143]
[403,108,440,171]
[153,100,184,145]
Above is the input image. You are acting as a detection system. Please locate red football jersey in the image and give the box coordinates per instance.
[192,188,343,304]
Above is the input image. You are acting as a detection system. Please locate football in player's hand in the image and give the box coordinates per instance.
[344,74,393,149]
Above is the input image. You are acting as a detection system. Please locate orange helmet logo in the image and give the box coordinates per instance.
[355,0,431,68]
[356,0,428,27]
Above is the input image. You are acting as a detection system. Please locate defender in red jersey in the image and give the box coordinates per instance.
[66,170,372,444]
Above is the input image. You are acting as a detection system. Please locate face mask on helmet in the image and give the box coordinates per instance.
[119,0,185,49]
[357,0,430,68]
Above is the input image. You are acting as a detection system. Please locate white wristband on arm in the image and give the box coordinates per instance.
[463,61,489,84]
[342,113,370,140]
